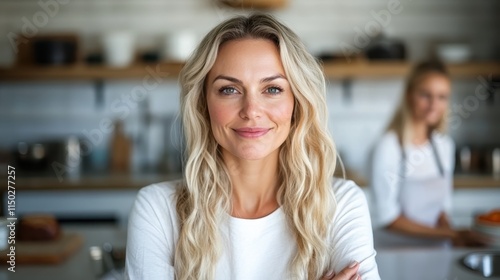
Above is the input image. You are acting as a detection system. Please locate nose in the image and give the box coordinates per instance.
[239,93,262,120]
[429,95,439,110]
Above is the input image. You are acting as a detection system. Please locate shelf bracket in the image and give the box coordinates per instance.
[486,76,499,105]
[94,79,105,109]
[341,78,353,104]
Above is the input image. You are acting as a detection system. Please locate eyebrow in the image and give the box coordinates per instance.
[212,74,287,84]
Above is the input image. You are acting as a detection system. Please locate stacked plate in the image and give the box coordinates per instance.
[473,209,500,248]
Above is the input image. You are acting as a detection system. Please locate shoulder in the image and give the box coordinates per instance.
[331,178,369,220]
[432,132,455,150]
[332,178,366,205]
[137,180,181,200]
[133,180,182,215]
[373,131,401,157]
[129,180,183,239]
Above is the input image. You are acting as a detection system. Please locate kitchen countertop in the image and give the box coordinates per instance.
[3,225,127,280]
[3,225,498,280]
[377,247,499,280]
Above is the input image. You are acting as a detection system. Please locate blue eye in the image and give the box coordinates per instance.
[219,87,238,95]
[266,86,283,95]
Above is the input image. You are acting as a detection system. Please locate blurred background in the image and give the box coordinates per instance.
[0,0,499,279]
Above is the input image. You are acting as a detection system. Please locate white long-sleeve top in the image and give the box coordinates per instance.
[125,179,380,280]
[369,131,455,229]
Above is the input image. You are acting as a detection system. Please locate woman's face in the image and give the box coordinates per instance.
[410,72,451,126]
[206,38,295,161]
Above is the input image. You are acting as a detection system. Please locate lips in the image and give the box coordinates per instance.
[233,127,271,138]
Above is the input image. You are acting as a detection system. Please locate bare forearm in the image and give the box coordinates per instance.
[386,215,455,240]
[437,212,451,229]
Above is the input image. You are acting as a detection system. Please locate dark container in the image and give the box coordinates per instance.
[33,39,77,65]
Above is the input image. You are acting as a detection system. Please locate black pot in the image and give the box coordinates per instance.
[365,37,406,60]
[14,142,49,172]
[33,39,77,65]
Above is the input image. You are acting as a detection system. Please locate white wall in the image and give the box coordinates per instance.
[1,0,499,59]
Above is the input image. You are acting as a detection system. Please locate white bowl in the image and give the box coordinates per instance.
[436,44,471,63]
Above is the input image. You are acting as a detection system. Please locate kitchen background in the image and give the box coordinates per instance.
[0,0,499,278]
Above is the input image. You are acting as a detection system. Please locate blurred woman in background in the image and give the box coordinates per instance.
[370,61,486,247]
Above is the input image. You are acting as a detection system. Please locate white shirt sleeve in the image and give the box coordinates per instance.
[369,132,403,228]
[124,184,177,280]
[330,180,380,280]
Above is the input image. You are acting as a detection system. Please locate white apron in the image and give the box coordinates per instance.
[399,175,448,227]
[374,136,451,248]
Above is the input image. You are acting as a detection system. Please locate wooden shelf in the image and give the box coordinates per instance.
[322,61,500,79]
[322,61,410,79]
[4,173,182,191]
[5,172,498,191]
[453,175,500,189]
[220,0,287,9]
[0,62,184,81]
[0,61,498,81]
[348,172,500,189]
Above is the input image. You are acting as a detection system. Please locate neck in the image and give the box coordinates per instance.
[222,149,280,219]
[411,119,429,145]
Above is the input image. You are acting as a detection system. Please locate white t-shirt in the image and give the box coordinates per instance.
[125,179,380,280]
[369,131,455,229]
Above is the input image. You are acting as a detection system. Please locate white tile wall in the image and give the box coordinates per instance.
[2,78,496,176]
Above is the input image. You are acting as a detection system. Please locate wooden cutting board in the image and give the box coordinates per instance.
[0,232,84,264]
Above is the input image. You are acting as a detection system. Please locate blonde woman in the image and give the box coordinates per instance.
[125,14,379,280]
[370,61,486,247]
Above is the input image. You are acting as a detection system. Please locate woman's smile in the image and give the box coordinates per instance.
[232,127,273,138]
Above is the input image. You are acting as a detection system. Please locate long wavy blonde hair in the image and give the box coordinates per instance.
[175,13,337,280]
[387,61,450,146]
